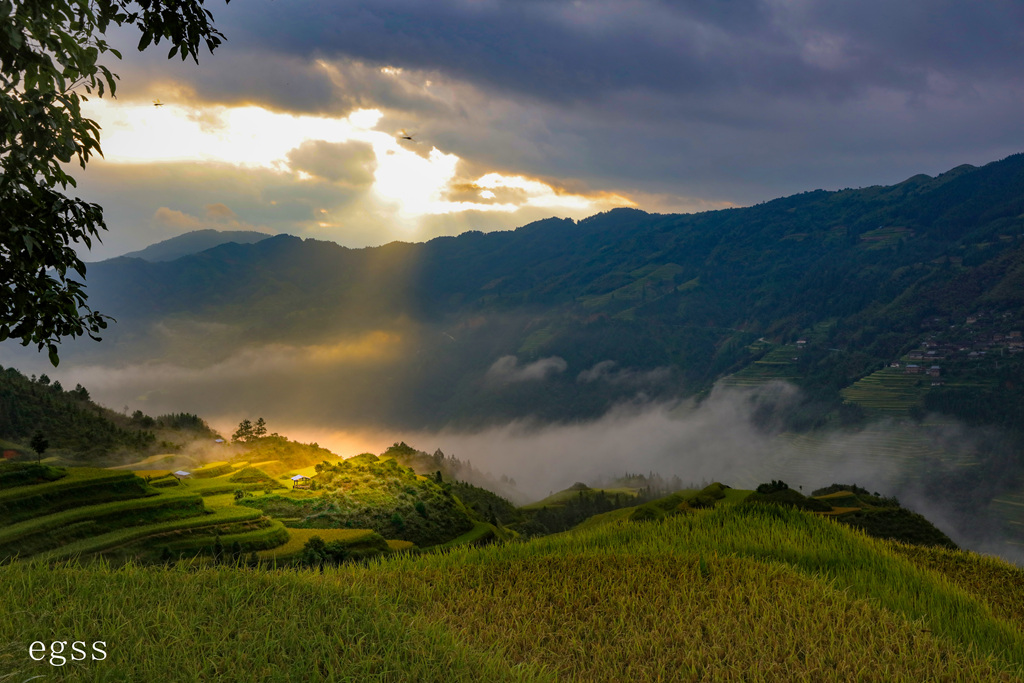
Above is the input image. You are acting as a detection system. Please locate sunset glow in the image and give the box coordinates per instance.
[81,98,630,234]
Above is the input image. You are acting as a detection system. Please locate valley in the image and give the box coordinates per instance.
[4,155,1024,680]
[2,458,1023,681]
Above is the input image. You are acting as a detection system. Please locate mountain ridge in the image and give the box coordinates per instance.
[112,228,274,263]
[24,151,1024,433]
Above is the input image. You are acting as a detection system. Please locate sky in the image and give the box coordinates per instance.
[71,0,1024,260]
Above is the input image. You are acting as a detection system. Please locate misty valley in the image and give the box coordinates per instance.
[4,155,1024,679]
[9,0,1024,678]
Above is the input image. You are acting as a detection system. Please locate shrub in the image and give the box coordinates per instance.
[687,494,717,509]
[391,513,405,531]
[756,480,790,495]
[629,504,665,522]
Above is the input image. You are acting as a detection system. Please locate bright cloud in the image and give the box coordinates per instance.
[80,95,634,248]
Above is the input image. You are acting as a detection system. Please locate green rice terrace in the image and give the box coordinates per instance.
[3,493,1024,681]
[722,342,806,387]
[2,446,1024,680]
[0,437,513,568]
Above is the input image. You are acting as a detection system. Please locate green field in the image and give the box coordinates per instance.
[0,455,495,566]
[2,505,1023,681]
[36,505,265,562]
[0,463,294,565]
[0,494,207,559]
[256,527,380,561]
[722,344,804,387]
[0,469,154,525]
[840,366,930,417]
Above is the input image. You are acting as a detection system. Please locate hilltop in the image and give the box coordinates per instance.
[115,229,273,262]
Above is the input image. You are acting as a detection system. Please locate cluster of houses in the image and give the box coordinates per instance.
[898,330,1023,363]
[886,325,1024,387]
[890,361,943,385]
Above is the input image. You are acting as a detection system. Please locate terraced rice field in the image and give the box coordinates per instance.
[36,505,265,561]
[839,367,929,417]
[164,518,290,556]
[0,495,207,559]
[0,469,153,524]
[722,344,803,387]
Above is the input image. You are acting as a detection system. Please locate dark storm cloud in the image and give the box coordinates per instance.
[87,0,1024,234]
[163,0,1019,206]
[221,0,1024,105]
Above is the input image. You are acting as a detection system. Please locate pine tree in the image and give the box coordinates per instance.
[254,417,267,439]
[232,419,254,443]
[30,431,48,464]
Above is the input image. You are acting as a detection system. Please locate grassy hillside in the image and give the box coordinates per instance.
[238,455,475,547]
[2,505,1023,681]
[0,366,221,462]
[0,437,509,567]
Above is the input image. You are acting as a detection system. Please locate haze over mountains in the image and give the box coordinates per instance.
[29,153,1022,427]
[5,152,1024,560]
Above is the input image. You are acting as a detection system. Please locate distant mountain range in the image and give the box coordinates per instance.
[50,153,1024,433]
[115,229,273,262]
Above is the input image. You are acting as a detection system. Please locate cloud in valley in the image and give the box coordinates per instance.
[486,355,569,384]
[577,360,673,388]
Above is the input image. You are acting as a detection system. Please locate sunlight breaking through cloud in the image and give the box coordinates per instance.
[80,97,635,242]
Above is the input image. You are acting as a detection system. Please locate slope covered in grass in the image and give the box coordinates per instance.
[36,505,264,562]
[0,562,534,682]
[0,469,152,524]
[345,505,1024,681]
[0,494,206,559]
[3,505,1023,681]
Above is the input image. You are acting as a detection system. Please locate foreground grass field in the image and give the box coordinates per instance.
[2,505,1023,681]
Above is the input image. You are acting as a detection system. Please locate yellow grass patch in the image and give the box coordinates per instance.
[818,507,862,516]
[257,527,376,560]
[387,539,416,551]
[349,554,1014,682]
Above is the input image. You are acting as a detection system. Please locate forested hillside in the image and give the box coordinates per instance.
[60,153,1024,433]
[0,366,217,461]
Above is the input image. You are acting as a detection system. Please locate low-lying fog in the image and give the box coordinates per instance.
[5,338,1021,565]
[256,382,1022,566]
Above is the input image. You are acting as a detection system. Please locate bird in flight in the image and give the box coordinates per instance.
[153,99,164,107]
[397,129,416,141]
